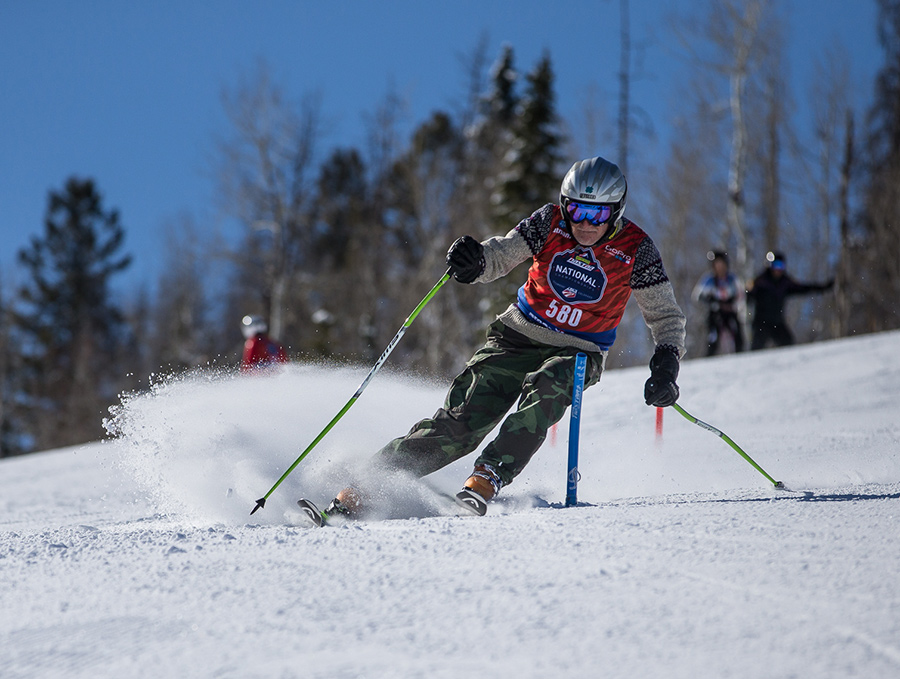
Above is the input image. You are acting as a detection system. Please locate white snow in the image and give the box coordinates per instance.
[2,330,899,679]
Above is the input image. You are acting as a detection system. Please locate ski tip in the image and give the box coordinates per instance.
[250,497,266,515]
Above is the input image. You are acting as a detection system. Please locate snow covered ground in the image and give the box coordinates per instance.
[2,329,899,679]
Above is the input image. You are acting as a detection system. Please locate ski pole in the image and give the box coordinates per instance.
[251,270,453,514]
[565,353,587,507]
[671,402,784,488]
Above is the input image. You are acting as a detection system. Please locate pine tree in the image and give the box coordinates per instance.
[470,44,520,236]
[487,53,565,317]
[494,52,565,226]
[14,177,131,451]
[0,277,25,456]
[310,148,372,358]
[485,45,519,131]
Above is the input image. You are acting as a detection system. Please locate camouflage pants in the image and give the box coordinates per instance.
[376,320,604,487]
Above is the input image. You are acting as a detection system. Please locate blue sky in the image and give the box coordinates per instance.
[0,0,882,293]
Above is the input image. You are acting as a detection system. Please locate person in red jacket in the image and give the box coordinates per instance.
[240,315,288,372]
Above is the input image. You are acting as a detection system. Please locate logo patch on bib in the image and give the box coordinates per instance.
[547,248,607,304]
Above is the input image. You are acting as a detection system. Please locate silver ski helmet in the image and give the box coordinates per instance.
[241,314,267,339]
[559,156,627,241]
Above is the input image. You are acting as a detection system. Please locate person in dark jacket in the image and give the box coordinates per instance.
[747,252,833,350]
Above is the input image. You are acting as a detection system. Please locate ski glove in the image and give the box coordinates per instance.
[446,235,485,284]
[644,345,680,407]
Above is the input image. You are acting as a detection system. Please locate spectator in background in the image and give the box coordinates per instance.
[240,315,288,372]
[693,250,744,355]
[747,252,833,351]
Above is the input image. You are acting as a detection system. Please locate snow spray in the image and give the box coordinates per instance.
[251,270,452,515]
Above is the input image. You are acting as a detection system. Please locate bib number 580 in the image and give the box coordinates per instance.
[546,299,583,327]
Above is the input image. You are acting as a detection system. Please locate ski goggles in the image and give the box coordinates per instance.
[565,200,613,226]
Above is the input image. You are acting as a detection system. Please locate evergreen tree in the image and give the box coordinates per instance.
[494,52,565,226]
[485,44,519,131]
[14,177,131,451]
[0,277,25,456]
[487,53,565,318]
[469,44,520,236]
[314,149,368,272]
[309,148,372,358]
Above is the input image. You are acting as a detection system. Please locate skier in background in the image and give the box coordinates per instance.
[240,315,288,372]
[322,156,686,519]
[747,252,834,351]
[692,250,745,355]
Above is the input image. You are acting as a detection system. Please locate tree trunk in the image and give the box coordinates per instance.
[835,111,854,337]
[618,0,631,174]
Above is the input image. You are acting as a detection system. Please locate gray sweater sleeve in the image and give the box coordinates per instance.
[630,237,687,357]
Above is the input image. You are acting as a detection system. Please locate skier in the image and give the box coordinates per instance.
[327,156,686,518]
[692,250,745,355]
[240,315,288,372]
[747,252,833,351]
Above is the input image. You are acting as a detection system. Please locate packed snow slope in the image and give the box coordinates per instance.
[2,330,899,679]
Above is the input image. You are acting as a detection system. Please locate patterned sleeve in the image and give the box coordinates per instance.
[514,203,557,255]
[477,203,557,283]
[630,236,670,289]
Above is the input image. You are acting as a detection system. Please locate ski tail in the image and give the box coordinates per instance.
[455,489,488,516]
[297,498,328,527]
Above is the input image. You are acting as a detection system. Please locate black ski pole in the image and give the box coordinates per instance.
[671,403,784,489]
[250,270,452,514]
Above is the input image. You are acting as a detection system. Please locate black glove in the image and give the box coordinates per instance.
[446,236,485,284]
[644,346,680,407]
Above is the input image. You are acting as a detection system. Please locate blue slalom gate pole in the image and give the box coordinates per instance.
[565,353,587,507]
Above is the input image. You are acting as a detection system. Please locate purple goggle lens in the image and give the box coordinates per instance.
[565,201,613,226]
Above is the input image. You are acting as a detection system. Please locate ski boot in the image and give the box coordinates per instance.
[297,486,363,528]
[327,486,363,517]
[455,464,503,516]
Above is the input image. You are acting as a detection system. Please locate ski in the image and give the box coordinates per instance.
[454,489,488,516]
[297,489,488,527]
[296,498,329,527]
